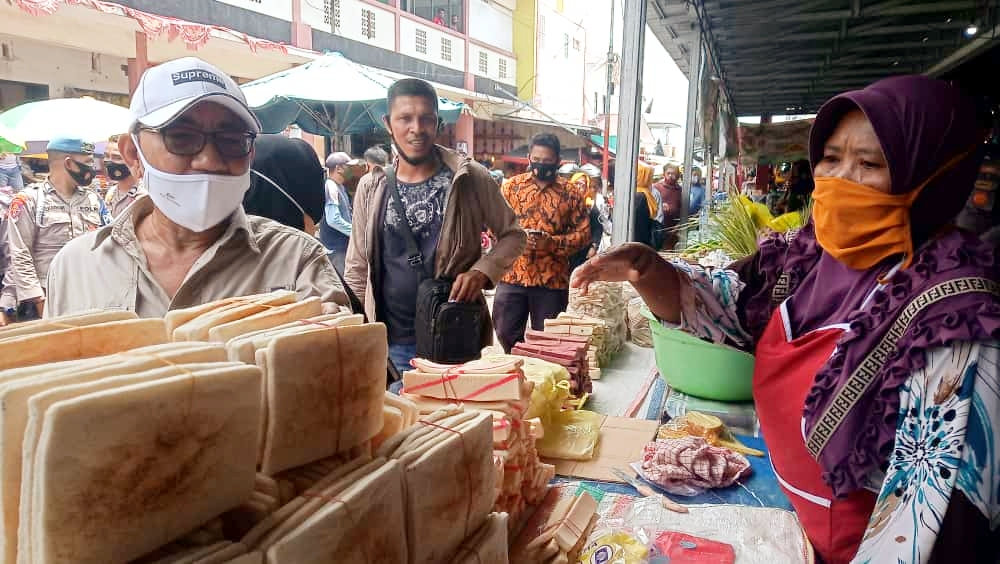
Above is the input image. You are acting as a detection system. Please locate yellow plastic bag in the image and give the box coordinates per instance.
[737,195,773,229]
[536,409,603,460]
[481,353,570,421]
[657,411,764,457]
[767,211,803,233]
[578,530,649,564]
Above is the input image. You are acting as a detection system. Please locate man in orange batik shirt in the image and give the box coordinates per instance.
[493,133,590,352]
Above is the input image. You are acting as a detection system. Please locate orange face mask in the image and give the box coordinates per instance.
[813,147,976,271]
[812,177,920,270]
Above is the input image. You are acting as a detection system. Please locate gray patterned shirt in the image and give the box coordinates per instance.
[380,167,453,343]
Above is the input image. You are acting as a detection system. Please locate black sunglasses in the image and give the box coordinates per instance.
[138,125,256,159]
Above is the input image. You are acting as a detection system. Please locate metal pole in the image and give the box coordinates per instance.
[610,0,646,245]
[601,0,615,190]
[679,36,702,248]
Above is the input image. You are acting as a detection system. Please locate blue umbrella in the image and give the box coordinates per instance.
[241,52,465,136]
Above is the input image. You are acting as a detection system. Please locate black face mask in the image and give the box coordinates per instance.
[530,162,559,183]
[66,160,95,186]
[105,162,131,181]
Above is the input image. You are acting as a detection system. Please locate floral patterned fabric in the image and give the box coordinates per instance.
[500,173,590,289]
[666,264,1000,562]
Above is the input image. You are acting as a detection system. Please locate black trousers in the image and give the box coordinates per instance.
[492,282,569,353]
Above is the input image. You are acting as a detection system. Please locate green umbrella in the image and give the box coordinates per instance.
[0,123,24,154]
[0,97,131,148]
[242,52,465,136]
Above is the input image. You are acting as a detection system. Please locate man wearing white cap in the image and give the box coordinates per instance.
[45,57,348,317]
[320,151,354,274]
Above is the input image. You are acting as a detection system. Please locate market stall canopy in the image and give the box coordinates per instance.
[591,135,618,156]
[241,52,465,136]
[737,119,813,165]
[648,0,992,117]
[0,98,130,149]
[0,124,25,154]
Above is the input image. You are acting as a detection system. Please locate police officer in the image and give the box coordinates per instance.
[103,134,146,218]
[4,137,110,322]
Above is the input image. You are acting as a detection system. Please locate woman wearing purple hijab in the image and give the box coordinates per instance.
[574,75,1000,563]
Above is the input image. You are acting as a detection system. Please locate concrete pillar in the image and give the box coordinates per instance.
[290,0,313,50]
[127,31,148,95]
[611,0,648,245]
[455,103,474,157]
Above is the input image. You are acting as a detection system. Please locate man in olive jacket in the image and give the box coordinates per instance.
[344,78,526,375]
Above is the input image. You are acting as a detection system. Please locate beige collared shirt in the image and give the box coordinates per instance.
[105,180,148,218]
[6,182,106,302]
[45,196,348,318]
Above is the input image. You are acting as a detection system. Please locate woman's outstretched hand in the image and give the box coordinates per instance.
[570,243,658,295]
[571,243,682,324]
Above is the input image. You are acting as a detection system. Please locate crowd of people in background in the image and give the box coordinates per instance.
[0,51,733,360]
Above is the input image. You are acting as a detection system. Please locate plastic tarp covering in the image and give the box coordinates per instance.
[625,500,812,563]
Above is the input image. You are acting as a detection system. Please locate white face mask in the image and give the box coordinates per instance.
[131,134,250,233]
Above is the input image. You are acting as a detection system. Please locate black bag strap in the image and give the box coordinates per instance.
[330,263,364,320]
[328,254,402,384]
[384,166,432,279]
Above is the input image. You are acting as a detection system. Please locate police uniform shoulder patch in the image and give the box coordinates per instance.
[7,192,34,222]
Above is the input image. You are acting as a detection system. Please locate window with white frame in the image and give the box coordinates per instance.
[416,29,427,53]
[323,0,341,32]
[441,37,453,62]
[478,51,488,73]
[498,58,508,79]
[361,8,375,40]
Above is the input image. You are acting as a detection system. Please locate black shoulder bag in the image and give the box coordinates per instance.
[384,167,482,364]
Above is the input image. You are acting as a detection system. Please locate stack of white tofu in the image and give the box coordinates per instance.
[399,358,554,534]
[0,294,520,563]
[567,282,628,363]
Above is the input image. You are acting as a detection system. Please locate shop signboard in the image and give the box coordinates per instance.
[737,119,813,165]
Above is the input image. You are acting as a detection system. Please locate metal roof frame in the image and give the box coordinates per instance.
[648,0,994,116]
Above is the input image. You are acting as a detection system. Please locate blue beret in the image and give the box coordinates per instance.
[46,137,95,155]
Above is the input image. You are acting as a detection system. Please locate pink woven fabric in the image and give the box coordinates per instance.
[640,437,751,490]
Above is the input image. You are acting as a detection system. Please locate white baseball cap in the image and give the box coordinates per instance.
[129,57,261,134]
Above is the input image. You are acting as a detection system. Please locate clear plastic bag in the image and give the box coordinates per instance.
[578,528,651,564]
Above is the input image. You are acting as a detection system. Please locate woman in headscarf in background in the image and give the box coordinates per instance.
[634,162,660,249]
[245,134,326,233]
[574,76,1000,562]
[568,172,606,271]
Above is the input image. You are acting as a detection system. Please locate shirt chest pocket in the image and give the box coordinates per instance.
[77,206,103,230]
[39,206,71,230]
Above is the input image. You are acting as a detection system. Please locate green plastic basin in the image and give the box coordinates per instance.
[641,307,755,401]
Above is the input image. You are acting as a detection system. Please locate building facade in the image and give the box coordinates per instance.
[1,0,607,168]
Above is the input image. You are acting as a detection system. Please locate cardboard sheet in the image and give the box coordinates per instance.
[543,416,659,482]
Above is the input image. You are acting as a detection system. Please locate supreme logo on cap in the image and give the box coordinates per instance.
[171,69,227,89]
